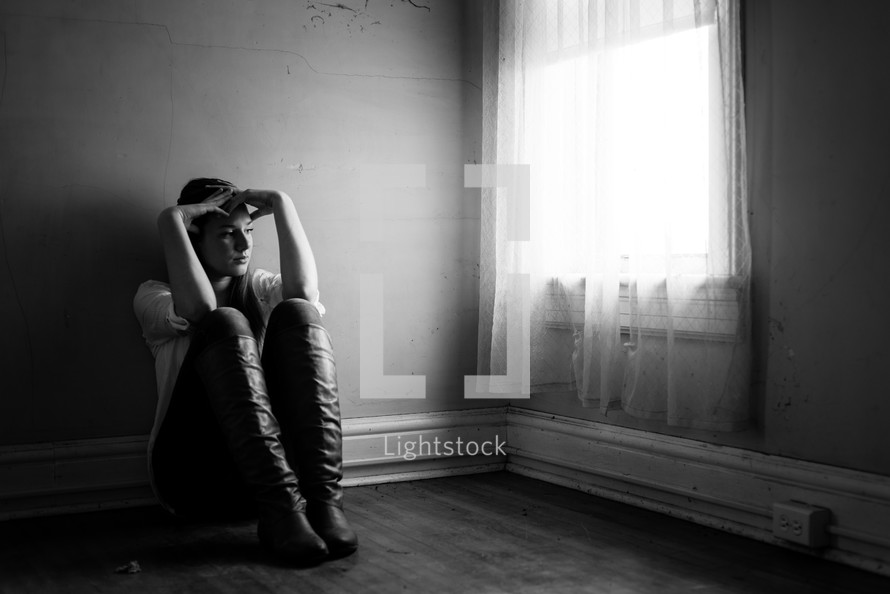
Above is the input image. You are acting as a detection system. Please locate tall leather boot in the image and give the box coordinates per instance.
[264,300,358,558]
[195,320,328,565]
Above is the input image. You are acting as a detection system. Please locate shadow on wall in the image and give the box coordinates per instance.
[0,182,164,445]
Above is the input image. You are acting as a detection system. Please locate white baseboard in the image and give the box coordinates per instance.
[0,407,507,521]
[4,404,888,578]
[506,406,890,577]
[342,407,507,486]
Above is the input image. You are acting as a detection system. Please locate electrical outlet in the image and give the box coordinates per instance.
[772,501,831,547]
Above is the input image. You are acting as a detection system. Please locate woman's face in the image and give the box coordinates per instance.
[196,205,254,281]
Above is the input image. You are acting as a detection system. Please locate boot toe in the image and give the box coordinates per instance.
[258,510,329,566]
[308,503,358,558]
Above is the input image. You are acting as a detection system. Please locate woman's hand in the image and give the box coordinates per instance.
[169,187,235,233]
[208,186,280,221]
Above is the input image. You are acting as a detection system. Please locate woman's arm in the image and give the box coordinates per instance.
[270,191,319,302]
[228,189,319,302]
[156,190,232,322]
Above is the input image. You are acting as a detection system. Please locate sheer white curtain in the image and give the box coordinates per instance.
[480,0,751,430]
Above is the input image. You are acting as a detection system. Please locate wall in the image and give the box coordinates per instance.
[0,0,487,446]
[514,0,890,476]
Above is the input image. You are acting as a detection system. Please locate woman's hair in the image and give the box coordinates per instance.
[178,178,266,340]
[178,177,238,206]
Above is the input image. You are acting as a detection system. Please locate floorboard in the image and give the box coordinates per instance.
[0,472,887,593]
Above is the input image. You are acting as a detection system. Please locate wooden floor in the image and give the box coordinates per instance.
[1,472,887,593]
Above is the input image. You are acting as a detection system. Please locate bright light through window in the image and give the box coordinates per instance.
[613,26,710,256]
[534,24,713,274]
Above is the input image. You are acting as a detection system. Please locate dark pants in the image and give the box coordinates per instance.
[151,299,327,519]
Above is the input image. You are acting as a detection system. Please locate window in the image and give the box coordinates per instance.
[538,13,714,275]
[483,0,751,428]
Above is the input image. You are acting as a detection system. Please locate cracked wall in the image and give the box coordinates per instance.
[0,0,485,445]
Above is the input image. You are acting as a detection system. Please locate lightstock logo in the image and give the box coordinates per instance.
[358,164,427,399]
[383,433,507,461]
[358,164,530,402]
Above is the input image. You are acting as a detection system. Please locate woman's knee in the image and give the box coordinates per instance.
[199,307,254,343]
[268,298,323,331]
